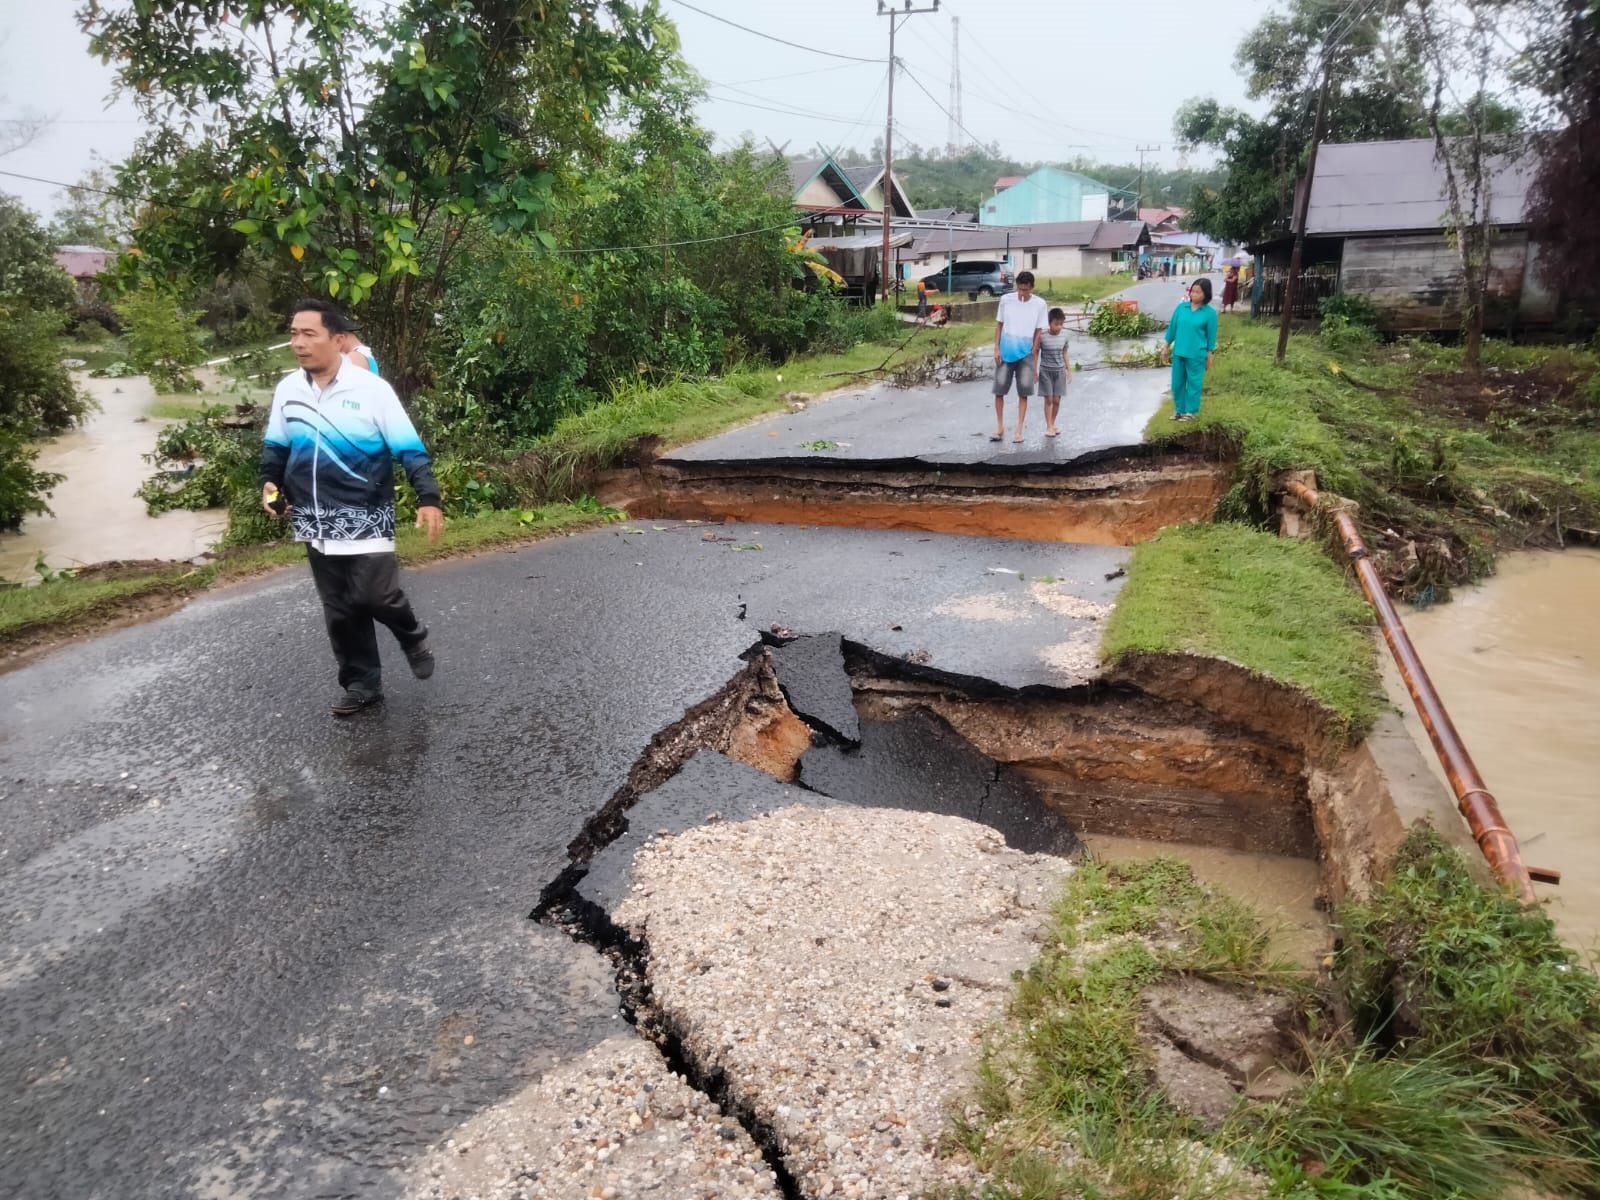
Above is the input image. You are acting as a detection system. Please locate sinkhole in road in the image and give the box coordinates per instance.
[533,629,1349,1193]
[601,443,1235,544]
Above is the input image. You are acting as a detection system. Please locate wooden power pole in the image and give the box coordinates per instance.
[877,0,939,302]
[1277,61,1333,364]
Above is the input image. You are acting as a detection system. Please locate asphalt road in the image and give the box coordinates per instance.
[666,278,1198,472]
[1,521,1127,1198]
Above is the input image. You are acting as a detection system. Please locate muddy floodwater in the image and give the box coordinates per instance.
[0,374,226,581]
[1084,834,1327,966]
[1394,549,1600,959]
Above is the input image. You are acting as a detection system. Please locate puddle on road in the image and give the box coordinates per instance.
[1393,548,1600,957]
[0,374,226,581]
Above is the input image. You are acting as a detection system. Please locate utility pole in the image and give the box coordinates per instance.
[1135,144,1159,214]
[946,16,962,154]
[1276,60,1333,364]
[877,0,939,302]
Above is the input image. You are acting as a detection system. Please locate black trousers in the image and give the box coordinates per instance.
[305,547,427,691]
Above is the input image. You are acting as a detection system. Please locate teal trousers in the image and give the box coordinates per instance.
[1171,354,1206,415]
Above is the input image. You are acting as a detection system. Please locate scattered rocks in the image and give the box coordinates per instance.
[613,805,1074,1198]
[403,1034,776,1200]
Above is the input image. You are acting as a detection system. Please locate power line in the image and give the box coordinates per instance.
[701,88,884,127]
[664,0,878,64]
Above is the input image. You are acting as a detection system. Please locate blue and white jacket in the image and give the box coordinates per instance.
[259,364,441,552]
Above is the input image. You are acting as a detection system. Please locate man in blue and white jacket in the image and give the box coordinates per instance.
[260,298,444,716]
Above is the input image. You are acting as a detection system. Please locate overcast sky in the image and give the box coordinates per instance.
[1,0,1265,218]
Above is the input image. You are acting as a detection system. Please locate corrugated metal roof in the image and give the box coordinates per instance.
[805,233,915,250]
[1306,138,1536,235]
[1090,221,1148,250]
[901,219,1113,258]
[53,249,111,278]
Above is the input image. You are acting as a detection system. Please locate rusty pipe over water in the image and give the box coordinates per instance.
[1283,479,1555,904]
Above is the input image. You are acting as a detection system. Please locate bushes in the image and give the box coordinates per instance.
[116,282,207,392]
[67,302,123,337]
[1088,298,1165,338]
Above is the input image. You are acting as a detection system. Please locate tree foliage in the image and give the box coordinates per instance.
[0,195,90,529]
[80,0,681,392]
[1175,0,1429,244]
[1524,0,1600,303]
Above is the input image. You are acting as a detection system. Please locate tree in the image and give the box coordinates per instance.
[1523,0,1600,305]
[0,195,90,529]
[79,0,681,394]
[1394,0,1533,371]
[47,160,134,247]
[1175,0,1429,244]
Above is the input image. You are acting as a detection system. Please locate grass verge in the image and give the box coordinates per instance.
[1147,318,1600,599]
[0,505,611,661]
[1034,275,1137,305]
[1101,522,1383,737]
[952,833,1600,1199]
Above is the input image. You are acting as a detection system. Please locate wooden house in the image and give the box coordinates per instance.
[789,155,916,237]
[1251,138,1559,331]
[900,219,1150,280]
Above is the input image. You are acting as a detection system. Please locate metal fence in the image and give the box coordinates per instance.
[1253,263,1340,318]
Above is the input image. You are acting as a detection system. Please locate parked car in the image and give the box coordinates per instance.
[917,260,1013,298]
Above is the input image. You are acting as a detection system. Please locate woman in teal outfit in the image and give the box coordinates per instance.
[1162,277,1217,422]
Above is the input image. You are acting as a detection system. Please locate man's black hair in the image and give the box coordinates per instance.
[291,296,360,335]
[1048,307,1065,323]
[1190,277,1213,304]
[1016,270,1035,286]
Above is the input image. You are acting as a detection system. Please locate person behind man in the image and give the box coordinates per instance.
[1037,307,1071,438]
[260,298,444,715]
[991,269,1049,443]
[1161,277,1217,423]
[341,331,381,376]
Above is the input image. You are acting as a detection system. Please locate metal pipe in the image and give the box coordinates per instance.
[1284,479,1555,903]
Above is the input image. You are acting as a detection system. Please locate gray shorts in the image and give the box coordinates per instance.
[992,357,1036,398]
[1038,366,1068,397]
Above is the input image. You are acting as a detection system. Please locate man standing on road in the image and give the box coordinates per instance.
[991,270,1049,443]
[260,298,444,716]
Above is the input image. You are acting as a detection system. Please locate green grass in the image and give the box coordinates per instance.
[1034,274,1135,305]
[0,504,610,650]
[1101,522,1383,737]
[148,395,214,420]
[951,844,1600,1200]
[1147,317,1600,597]
[57,336,131,374]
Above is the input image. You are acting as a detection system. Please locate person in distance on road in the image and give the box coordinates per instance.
[259,298,444,716]
[1162,277,1217,424]
[1037,307,1071,439]
[991,269,1049,444]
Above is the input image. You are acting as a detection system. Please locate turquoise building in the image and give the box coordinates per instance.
[979,166,1136,226]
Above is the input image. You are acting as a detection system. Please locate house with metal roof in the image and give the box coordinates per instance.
[1251,138,1557,331]
[788,154,915,237]
[979,166,1137,226]
[899,219,1150,282]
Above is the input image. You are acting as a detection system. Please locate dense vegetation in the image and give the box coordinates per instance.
[0,195,93,529]
[957,831,1600,1198]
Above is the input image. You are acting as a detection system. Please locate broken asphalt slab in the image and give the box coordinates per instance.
[768,632,859,743]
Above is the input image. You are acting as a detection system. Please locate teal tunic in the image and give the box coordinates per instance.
[1164,301,1217,358]
[1165,301,1216,415]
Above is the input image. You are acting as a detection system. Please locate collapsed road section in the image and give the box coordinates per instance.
[474,617,1464,1199]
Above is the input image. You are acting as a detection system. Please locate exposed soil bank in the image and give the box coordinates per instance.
[604,448,1232,545]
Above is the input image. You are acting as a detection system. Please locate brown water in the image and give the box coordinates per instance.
[0,374,226,582]
[1083,834,1328,967]
[1394,548,1600,960]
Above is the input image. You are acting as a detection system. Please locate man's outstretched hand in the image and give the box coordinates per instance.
[416,505,444,544]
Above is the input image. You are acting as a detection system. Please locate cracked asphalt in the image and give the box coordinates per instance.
[1,521,1129,1198]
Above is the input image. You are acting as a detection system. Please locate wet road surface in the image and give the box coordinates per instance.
[666,322,1170,472]
[1,521,1127,1197]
